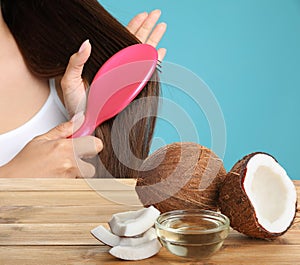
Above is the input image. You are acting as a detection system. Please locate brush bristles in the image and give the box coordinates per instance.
[156,60,162,73]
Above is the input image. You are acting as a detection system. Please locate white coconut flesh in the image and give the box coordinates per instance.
[243,153,297,233]
[109,206,160,237]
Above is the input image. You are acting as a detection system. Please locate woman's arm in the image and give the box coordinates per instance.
[0,39,104,179]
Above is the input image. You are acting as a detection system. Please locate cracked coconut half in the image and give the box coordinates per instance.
[219,152,297,239]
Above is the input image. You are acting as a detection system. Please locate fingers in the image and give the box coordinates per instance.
[146,22,167,61]
[128,10,167,62]
[41,118,103,158]
[41,131,102,178]
[71,136,102,178]
[39,112,85,141]
[62,40,91,91]
[72,136,103,158]
[71,111,85,132]
[127,12,148,34]
[145,22,167,48]
[40,121,74,141]
[157,48,167,62]
[134,10,162,43]
[76,159,97,178]
[61,157,96,179]
[61,40,91,117]
[28,113,102,179]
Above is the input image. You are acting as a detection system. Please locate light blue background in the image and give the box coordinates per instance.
[101,0,300,180]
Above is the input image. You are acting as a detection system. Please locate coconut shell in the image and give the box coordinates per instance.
[135,142,226,213]
[218,152,296,240]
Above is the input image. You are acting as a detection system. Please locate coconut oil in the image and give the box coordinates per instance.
[155,210,230,259]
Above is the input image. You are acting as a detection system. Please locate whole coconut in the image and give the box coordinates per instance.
[219,152,297,240]
[135,142,226,213]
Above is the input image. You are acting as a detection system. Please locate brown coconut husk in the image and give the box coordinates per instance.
[218,152,296,240]
[135,142,226,213]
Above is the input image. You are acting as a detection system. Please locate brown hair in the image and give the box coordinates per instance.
[1,0,160,178]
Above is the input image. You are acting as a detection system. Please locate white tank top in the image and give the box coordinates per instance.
[0,79,68,166]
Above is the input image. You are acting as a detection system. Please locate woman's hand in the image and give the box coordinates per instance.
[127,9,167,61]
[0,114,103,178]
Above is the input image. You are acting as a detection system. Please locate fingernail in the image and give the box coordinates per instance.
[71,111,85,122]
[71,111,85,132]
[96,139,103,152]
[78,39,90,53]
[151,9,161,16]
[159,22,167,28]
[140,12,148,17]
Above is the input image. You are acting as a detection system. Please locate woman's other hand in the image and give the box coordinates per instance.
[0,114,103,178]
[127,9,167,61]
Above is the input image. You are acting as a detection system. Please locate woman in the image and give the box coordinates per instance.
[0,0,166,178]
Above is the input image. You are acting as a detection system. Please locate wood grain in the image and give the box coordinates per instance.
[0,205,141,224]
[0,179,299,265]
[1,245,300,265]
[0,191,141,207]
[0,178,136,191]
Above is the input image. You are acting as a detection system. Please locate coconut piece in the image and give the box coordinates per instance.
[91,225,157,247]
[219,152,297,239]
[108,206,160,237]
[119,228,157,246]
[91,225,120,246]
[135,142,226,213]
[109,238,162,260]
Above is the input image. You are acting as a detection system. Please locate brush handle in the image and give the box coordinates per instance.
[68,115,95,138]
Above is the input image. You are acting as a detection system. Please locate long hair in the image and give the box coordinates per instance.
[1,0,160,178]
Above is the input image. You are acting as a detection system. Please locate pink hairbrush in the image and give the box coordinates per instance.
[70,44,158,138]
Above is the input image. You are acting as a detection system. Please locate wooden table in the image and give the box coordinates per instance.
[0,178,299,265]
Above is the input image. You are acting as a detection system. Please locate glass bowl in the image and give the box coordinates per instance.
[155,209,230,259]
